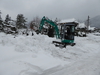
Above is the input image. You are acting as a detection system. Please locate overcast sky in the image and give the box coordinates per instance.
[0,0,100,22]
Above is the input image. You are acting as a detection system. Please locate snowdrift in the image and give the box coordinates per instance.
[0,32,100,75]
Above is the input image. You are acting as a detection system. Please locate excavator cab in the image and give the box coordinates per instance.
[53,22,78,47]
[60,22,78,44]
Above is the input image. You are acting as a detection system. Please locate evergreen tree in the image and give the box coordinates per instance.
[0,10,2,20]
[5,14,11,25]
[0,11,3,24]
[0,19,3,25]
[0,10,3,30]
[16,14,27,29]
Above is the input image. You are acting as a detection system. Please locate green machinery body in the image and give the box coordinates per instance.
[39,16,78,46]
[39,16,60,38]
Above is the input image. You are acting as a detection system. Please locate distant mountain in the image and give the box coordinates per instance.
[90,15,100,28]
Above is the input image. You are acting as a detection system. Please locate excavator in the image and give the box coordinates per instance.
[37,16,78,47]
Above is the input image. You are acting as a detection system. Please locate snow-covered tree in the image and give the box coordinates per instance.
[29,16,41,31]
[5,14,11,25]
[0,11,3,31]
[0,18,3,25]
[16,14,27,29]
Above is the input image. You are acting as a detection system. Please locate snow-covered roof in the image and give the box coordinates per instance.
[77,23,86,28]
[57,18,77,23]
[88,26,96,30]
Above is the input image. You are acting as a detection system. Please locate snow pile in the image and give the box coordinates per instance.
[0,32,100,75]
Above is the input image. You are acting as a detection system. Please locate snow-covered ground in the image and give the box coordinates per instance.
[0,32,100,75]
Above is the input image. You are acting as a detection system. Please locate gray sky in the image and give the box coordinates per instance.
[0,0,100,21]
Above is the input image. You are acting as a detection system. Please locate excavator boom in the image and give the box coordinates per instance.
[39,16,60,38]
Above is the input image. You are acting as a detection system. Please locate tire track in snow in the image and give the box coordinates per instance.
[43,51,100,75]
[19,62,43,75]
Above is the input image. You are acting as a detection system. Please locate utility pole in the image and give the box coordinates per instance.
[87,16,90,30]
[0,10,2,20]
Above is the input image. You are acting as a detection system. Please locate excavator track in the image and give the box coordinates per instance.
[52,41,76,48]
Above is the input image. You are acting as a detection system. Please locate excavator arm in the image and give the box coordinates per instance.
[39,16,60,38]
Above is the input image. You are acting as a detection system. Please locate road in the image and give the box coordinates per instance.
[39,51,100,75]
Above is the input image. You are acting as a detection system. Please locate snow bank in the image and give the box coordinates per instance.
[0,32,100,75]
